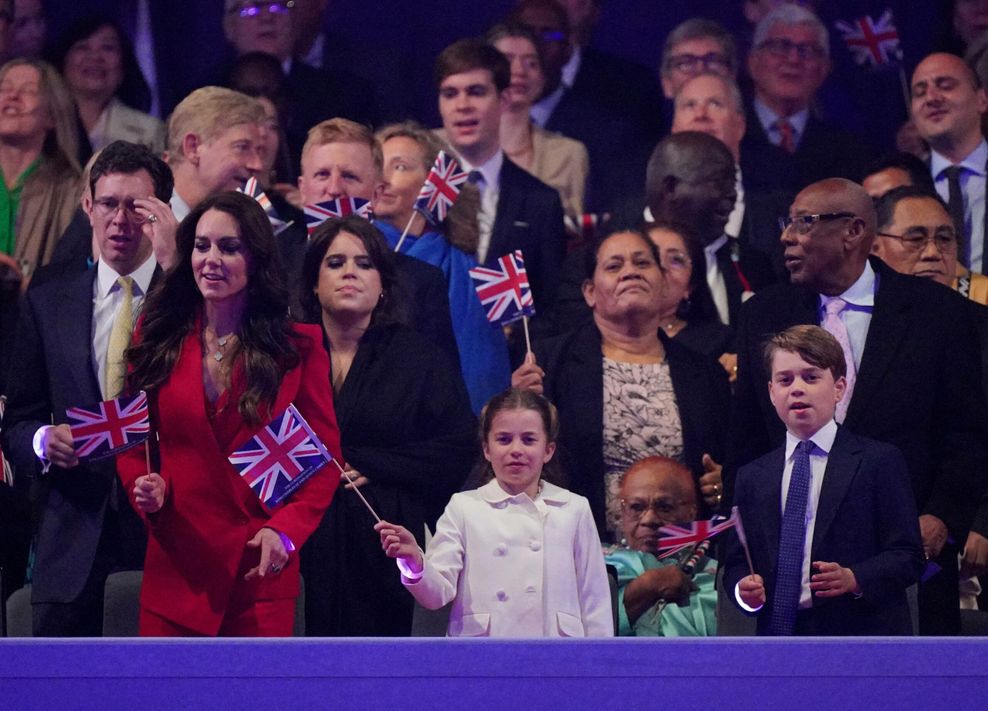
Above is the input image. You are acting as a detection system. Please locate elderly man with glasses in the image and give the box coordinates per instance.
[740,4,873,193]
[727,176,988,636]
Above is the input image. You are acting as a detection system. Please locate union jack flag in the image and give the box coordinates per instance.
[228,404,332,508]
[415,150,469,224]
[835,11,902,68]
[237,177,290,235]
[657,511,737,559]
[469,250,535,326]
[564,212,610,248]
[303,198,373,236]
[66,391,150,461]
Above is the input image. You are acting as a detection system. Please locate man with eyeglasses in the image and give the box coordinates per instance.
[741,4,872,193]
[2,140,175,636]
[222,0,378,174]
[603,456,717,636]
[660,18,737,101]
[728,177,988,635]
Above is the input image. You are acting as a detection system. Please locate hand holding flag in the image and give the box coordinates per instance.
[66,390,150,462]
[469,250,536,352]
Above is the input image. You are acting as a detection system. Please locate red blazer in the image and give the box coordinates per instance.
[117,322,341,635]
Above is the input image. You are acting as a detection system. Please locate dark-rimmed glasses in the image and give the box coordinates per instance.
[876,228,957,253]
[778,213,856,235]
[231,1,294,19]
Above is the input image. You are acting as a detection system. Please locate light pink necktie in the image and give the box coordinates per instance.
[821,297,856,423]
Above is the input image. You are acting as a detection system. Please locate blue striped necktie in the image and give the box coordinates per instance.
[769,440,812,635]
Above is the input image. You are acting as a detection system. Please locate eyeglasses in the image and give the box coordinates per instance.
[620,497,680,520]
[667,52,731,75]
[232,1,294,18]
[877,229,957,253]
[778,212,856,235]
[661,249,692,271]
[757,38,826,61]
[92,197,151,224]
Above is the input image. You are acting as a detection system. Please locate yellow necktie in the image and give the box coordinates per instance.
[105,276,135,399]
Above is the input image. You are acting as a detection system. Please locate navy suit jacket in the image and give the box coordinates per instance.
[723,428,924,636]
[2,268,146,604]
[487,157,566,315]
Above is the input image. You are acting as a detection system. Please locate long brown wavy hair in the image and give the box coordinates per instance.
[126,191,299,423]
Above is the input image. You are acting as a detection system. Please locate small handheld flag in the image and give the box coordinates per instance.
[66,390,151,461]
[238,177,291,235]
[657,512,736,559]
[415,150,468,224]
[469,250,535,327]
[835,11,902,68]
[564,212,610,249]
[303,197,373,236]
[228,404,332,508]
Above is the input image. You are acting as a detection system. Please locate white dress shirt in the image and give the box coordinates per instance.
[735,419,839,611]
[817,260,876,373]
[170,189,191,223]
[461,150,504,263]
[725,166,745,239]
[704,233,731,326]
[92,254,157,399]
[753,99,809,151]
[931,139,987,273]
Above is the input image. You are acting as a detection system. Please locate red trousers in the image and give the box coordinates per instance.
[139,597,296,637]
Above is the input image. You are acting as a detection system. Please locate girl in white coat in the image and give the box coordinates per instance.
[375,389,614,637]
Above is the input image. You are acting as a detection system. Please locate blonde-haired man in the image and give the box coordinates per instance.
[166,86,265,220]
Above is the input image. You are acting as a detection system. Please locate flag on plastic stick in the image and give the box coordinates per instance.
[835,10,902,68]
[66,390,151,461]
[238,177,291,234]
[415,150,469,224]
[228,404,333,509]
[732,505,757,577]
[303,198,373,236]
[469,250,536,327]
[656,511,737,559]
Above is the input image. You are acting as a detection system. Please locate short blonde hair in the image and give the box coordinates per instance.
[301,117,381,176]
[165,86,263,167]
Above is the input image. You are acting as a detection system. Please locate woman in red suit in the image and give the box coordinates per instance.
[117,191,341,637]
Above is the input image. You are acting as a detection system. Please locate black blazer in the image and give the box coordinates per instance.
[714,237,777,329]
[728,257,988,540]
[2,268,146,604]
[300,323,476,636]
[723,427,924,636]
[740,107,875,194]
[487,157,567,314]
[536,322,731,533]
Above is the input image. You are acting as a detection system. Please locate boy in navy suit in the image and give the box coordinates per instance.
[723,325,924,635]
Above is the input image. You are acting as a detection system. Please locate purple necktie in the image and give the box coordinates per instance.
[821,296,855,423]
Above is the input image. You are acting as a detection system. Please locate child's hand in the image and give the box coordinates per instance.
[810,561,860,597]
[739,574,766,608]
[374,520,423,574]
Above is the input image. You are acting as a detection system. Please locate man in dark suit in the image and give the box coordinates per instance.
[724,325,924,636]
[1,141,176,636]
[434,38,566,317]
[288,117,459,367]
[728,177,988,635]
[740,4,873,194]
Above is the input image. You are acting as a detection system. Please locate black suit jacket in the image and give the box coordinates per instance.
[740,106,875,194]
[714,237,777,329]
[275,208,460,371]
[735,181,795,282]
[2,269,146,604]
[727,258,988,632]
[723,428,924,636]
[487,158,567,314]
[536,322,730,533]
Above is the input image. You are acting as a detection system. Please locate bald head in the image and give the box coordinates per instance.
[620,456,697,554]
[646,131,737,245]
[783,178,876,295]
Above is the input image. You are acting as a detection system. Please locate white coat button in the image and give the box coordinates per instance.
[525,585,537,594]
[496,590,508,601]
[529,540,541,551]
[494,544,508,556]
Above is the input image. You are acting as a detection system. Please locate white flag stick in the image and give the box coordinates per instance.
[330,457,382,523]
[522,315,532,354]
[393,212,416,253]
[732,506,756,577]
